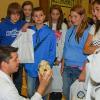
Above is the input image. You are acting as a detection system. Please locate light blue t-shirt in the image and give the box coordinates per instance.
[63,25,90,68]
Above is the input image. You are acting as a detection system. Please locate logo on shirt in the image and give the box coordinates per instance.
[6,29,19,37]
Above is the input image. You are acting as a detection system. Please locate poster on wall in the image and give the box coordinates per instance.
[50,0,74,8]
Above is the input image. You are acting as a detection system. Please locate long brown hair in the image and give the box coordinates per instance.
[22,1,33,22]
[49,5,64,31]
[92,0,100,34]
[70,5,88,43]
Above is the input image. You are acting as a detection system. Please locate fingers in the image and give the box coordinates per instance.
[38,70,52,83]
[43,70,52,81]
[38,72,42,81]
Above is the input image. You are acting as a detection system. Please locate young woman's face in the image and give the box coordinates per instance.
[32,11,45,25]
[70,11,82,25]
[92,8,97,23]
[93,3,100,20]
[10,13,20,23]
[50,9,60,22]
[23,5,33,17]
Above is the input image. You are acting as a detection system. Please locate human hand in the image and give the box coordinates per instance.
[78,71,86,82]
[54,59,60,65]
[60,58,64,74]
[37,70,52,96]
[21,23,30,32]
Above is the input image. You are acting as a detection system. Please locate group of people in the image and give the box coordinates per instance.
[0,0,100,100]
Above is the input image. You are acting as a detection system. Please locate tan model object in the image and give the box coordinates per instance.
[39,60,51,75]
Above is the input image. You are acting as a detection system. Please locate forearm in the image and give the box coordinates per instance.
[84,45,100,55]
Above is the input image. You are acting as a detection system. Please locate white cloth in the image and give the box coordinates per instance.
[54,23,67,61]
[70,80,86,100]
[85,48,100,100]
[12,29,34,63]
[43,64,63,95]
[0,70,42,100]
[51,64,63,92]
[89,48,100,82]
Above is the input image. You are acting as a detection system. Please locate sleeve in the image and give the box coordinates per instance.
[31,92,42,100]
[95,86,100,100]
[0,83,27,100]
[47,32,56,67]
[0,23,4,44]
[0,82,42,100]
[57,23,67,61]
[89,25,95,35]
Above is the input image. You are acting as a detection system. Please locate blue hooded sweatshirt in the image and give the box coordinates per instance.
[0,18,26,45]
[63,25,90,68]
[25,25,56,77]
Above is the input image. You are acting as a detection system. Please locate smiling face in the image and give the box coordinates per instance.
[93,3,100,20]
[70,11,82,25]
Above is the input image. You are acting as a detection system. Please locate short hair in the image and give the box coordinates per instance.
[0,45,18,65]
[32,7,45,16]
[7,2,22,18]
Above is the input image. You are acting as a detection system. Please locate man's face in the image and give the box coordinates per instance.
[7,52,20,74]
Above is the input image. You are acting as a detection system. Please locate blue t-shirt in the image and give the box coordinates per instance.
[63,25,90,68]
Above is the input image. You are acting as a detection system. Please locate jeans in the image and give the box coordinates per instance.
[27,75,39,98]
[62,67,81,100]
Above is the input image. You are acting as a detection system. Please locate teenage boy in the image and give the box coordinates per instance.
[25,7,56,98]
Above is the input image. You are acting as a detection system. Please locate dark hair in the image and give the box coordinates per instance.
[0,18,5,22]
[49,5,64,31]
[32,7,45,16]
[22,1,33,22]
[70,5,88,43]
[0,45,18,65]
[7,2,22,18]
[92,0,100,5]
[92,0,100,34]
